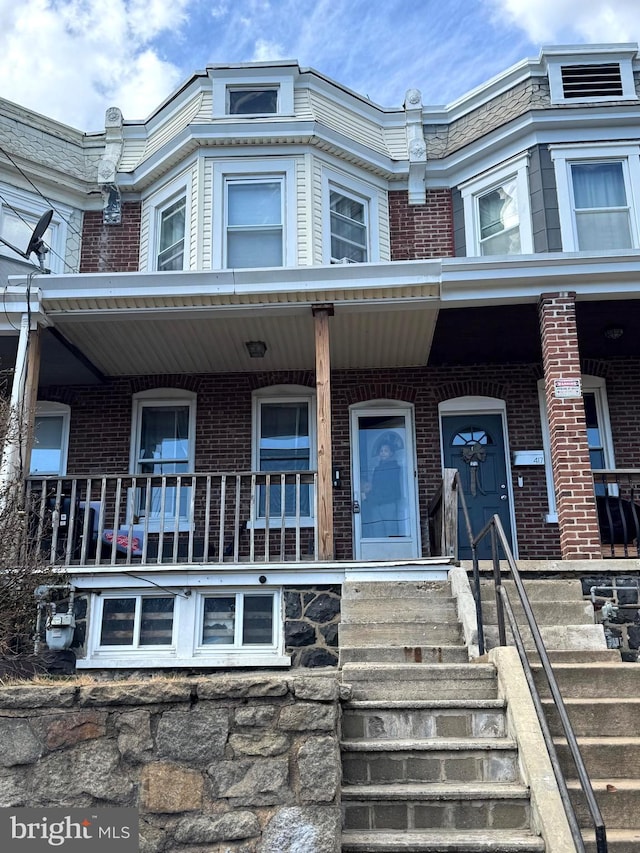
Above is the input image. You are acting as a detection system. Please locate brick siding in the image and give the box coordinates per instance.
[538,293,601,559]
[389,190,455,260]
[79,202,142,272]
[41,362,564,561]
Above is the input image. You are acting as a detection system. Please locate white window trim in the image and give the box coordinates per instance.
[251,385,317,529]
[211,72,294,118]
[550,143,640,252]
[460,154,533,257]
[129,389,197,532]
[79,586,289,668]
[145,175,191,272]
[547,54,636,105]
[95,591,177,651]
[30,401,71,475]
[0,184,71,274]
[194,590,280,652]
[322,168,380,264]
[537,376,615,522]
[212,159,296,269]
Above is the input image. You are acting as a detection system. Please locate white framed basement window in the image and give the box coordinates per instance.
[322,170,379,264]
[30,402,71,475]
[0,185,70,274]
[538,376,615,522]
[196,590,279,650]
[130,389,196,530]
[97,593,176,649]
[551,144,640,252]
[251,385,316,527]
[460,154,533,257]
[212,159,296,269]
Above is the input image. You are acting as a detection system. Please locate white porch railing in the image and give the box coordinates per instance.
[26,472,318,567]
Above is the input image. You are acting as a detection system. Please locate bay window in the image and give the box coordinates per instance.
[330,190,367,263]
[551,144,640,251]
[157,195,186,270]
[460,154,533,257]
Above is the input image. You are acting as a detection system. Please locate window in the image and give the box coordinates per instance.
[30,402,70,475]
[99,595,175,648]
[322,169,380,264]
[0,185,70,274]
[199,592,277,648]
[226,178,284,267]
[330,190,367,263]
[228,87,278,115]
[252,386,316,524]
[460,154,533,257]
[211,69,295,118]
[551,144,640,252]
[157,196,186,270]
[212,160,296,269]
[130,390,196,528]
[538,376,614,521]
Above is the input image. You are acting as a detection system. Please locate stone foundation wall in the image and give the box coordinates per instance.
[285,586,341,668]
[579,573,640,661]
[0,673,343,853]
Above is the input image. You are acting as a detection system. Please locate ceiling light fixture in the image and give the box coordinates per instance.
[245,340,267,358]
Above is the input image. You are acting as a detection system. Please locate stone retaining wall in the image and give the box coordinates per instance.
[0,672,344,853]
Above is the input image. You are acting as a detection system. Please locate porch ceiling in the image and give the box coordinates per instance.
[49,304,440,377]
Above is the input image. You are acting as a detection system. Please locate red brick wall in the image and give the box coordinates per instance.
[79,202,142,273]
[389,190,454,260]
[41,363,562,561]
[538,293,601,559]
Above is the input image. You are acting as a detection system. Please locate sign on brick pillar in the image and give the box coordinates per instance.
[538,292,601,559]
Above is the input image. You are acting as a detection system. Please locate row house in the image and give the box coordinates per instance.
[1,44,640,671]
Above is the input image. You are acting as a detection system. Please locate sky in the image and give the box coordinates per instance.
[1,0,640,131]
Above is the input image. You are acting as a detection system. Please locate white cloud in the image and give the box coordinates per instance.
[492,0,640,44]
[251,39,286,62]
[0,0,193,129]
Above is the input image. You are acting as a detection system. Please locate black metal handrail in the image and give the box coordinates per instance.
[465,506,607,853]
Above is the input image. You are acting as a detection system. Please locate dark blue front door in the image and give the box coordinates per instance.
[441,414,513,559]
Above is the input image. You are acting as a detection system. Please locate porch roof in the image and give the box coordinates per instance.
[6,252,640,379]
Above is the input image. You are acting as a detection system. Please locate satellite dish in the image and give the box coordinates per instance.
[0,208,53,272]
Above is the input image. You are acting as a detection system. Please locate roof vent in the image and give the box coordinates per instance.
[560,63,623,99]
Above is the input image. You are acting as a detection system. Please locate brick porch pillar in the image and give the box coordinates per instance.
[538,292,601,559]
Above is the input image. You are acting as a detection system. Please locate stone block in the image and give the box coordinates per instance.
[406,755,441,782]
[0,685,76,709]
[79,680,193,706]
[174,811,260,844]
[278,703,337,732]
[258,805,341,853]
[115,709,154,762]
[38,710,107,751]
[35,740,133,805]
[197,676,289,699]
[208,757,290,805]
[292,675,340,702]
[304,593,340,623]
[373,802,408,829]
[435,713,470,738]
[235,706,278,727]
[0,718,42,766]
[156,705,229,764]
[229,732,290,756]
[141,762,204,813]
[297,736,340,803]
[414,803,446,828]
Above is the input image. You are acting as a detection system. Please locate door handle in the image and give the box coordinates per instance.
[352,500,361,514]
[500,495,507,501]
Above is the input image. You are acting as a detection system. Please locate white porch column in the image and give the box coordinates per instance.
[0,314,40,491]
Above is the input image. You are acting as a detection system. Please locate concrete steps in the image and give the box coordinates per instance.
[532,660,640,853]
[339,580,543,853]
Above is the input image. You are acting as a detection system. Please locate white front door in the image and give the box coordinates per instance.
[350,405,420,561]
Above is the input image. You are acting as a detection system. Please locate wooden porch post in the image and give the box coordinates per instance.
[313,304,334,560]
[23,324,41,476]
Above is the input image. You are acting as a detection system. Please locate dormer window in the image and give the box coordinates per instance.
[228,87,278,115]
